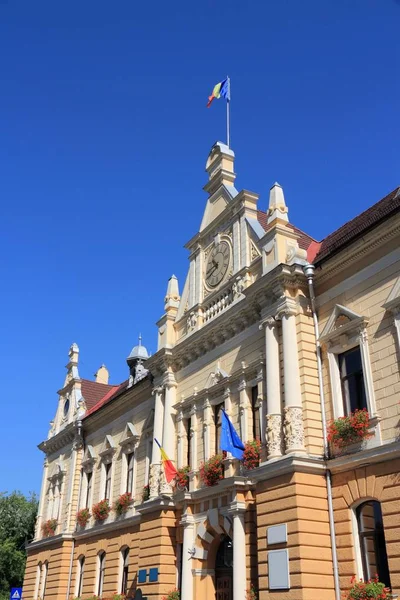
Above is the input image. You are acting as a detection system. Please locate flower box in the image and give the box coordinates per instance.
[242,439,261,470]
[327,409,373,453]
[175,466,190,491]
[76,508,91,528]
[41,518,58,537]
[162,589,180,600]
[142,485,150,502]
[344,575,391,599]
[199,454,224,487]
[113,492,132,516]
[92,499,111,522]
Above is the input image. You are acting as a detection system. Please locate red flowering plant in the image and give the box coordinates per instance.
[92,499,111,522]
[343,575,391,599]
[199,454,224,487]
[175,466,190,491]
[161,589,180,600]
[76,508,91,527]
[41,518,58,537]
[242,440,261,470]
[113,492,132,516]
[327,409,372,450]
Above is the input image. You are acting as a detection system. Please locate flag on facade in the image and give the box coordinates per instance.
[220,409,245,459]
[207,77,231,107]
[154,438,178,483]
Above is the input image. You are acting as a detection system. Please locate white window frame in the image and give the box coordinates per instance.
[144,438,152,486]
[75,556,85,597]
[34,562,42,600]
[320,306,376,420]
[40,561,48,599]
[119,547,130,595]
[383,276,400,352]
[96,552,106,596]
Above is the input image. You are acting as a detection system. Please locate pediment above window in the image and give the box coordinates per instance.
[119,422,139,453]
[99,434,116,460]
[81,444,97,471]
[383,277,400,313]
[205,362,229,389]
[319,304,368,345]
[47,459,66,483]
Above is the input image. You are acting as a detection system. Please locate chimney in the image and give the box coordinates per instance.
[95,364,109,385]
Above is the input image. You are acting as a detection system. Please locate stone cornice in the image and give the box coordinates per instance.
[135,496,176,515]
[26,532,74,552]
[74,513,142,539]
[250,453,326,482]
[328,439,400,474]
[38,423,77,455]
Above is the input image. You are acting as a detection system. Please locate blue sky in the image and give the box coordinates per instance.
[0,0,399,495]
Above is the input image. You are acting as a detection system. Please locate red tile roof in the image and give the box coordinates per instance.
[313,187,400,264]
[84,380,129,417]
[257,210,317,251]
[81,379,118,411]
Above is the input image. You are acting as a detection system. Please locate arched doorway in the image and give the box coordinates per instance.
[215,535,233,600]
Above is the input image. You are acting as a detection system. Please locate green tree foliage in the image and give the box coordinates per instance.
[0,492,38,600]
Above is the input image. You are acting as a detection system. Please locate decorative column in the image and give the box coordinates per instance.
[161,376,177,494]
[256,358,266,445]
[150,386,164,498]
[177,410,185,469]
[180,511,195,600]
[279,307,305,453]
[35,457,49,539]
[238,373,249,441]
[203,398,212,460]
[189,403,198,491]
[229,499,247,600]
[263,317,283,458]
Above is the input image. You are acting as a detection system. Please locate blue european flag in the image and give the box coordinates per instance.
[220,409,245,459]
[220,78,231,102]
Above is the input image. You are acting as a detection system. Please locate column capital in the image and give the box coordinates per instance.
[276,297,298,319]
[228,500,246,515]
[180,513,195,527]
[259,315,277,330]
[152,385,164,396]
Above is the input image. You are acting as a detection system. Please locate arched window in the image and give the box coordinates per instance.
[97,551,106,596]
[40,561,48,599]
[356,501,391,587]
[76,556,85,597]
[121,547,129,594]
[34,562,42,600]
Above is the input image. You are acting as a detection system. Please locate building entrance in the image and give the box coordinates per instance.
[215,535,233,600]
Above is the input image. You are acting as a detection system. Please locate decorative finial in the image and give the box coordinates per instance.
[138,333,142,346]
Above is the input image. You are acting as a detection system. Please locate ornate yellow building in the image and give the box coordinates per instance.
[23,142,400,600]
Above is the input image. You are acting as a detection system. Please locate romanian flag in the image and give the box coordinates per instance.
[207,77,230,108]
[154,438,177,483]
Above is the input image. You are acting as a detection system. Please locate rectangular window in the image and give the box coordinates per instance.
[214,403,224,454]
[121,549,129,595]
[251,386,260,440]
[85,472,92,508]
[126,453,134,494]
[339,347,367,414]
[104,463,112,501]
[186,418,192,467]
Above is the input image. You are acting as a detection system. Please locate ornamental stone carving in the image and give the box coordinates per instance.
[149,463,161,499]
[266,414,283,458]
[232,276,245,299]
[187,312,198,331]
[284,406,305,453]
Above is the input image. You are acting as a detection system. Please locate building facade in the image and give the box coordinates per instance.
[22,142,400,600]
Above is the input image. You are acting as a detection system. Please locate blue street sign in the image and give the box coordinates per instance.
[10,588,22,600]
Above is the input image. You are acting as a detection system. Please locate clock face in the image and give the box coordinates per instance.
[205,241,231,288]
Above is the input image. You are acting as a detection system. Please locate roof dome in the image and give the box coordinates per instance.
[127,334,149,362]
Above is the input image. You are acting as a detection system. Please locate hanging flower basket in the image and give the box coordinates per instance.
[92,499,111,522]
[327,409,373,450]
[76,508,91,527]
[242,440,261,470]
[42,518,58,537]
[162,589,180,600]
[142,485,150,502]
[175,466,190,491]
[113,492,132,516]
[343,575,391,599]
[199,454,224,487]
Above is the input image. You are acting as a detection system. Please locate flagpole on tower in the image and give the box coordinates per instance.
[226,75,231,148]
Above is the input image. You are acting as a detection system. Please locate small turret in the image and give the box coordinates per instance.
[267,182,288,224]
[127,335,149,388]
